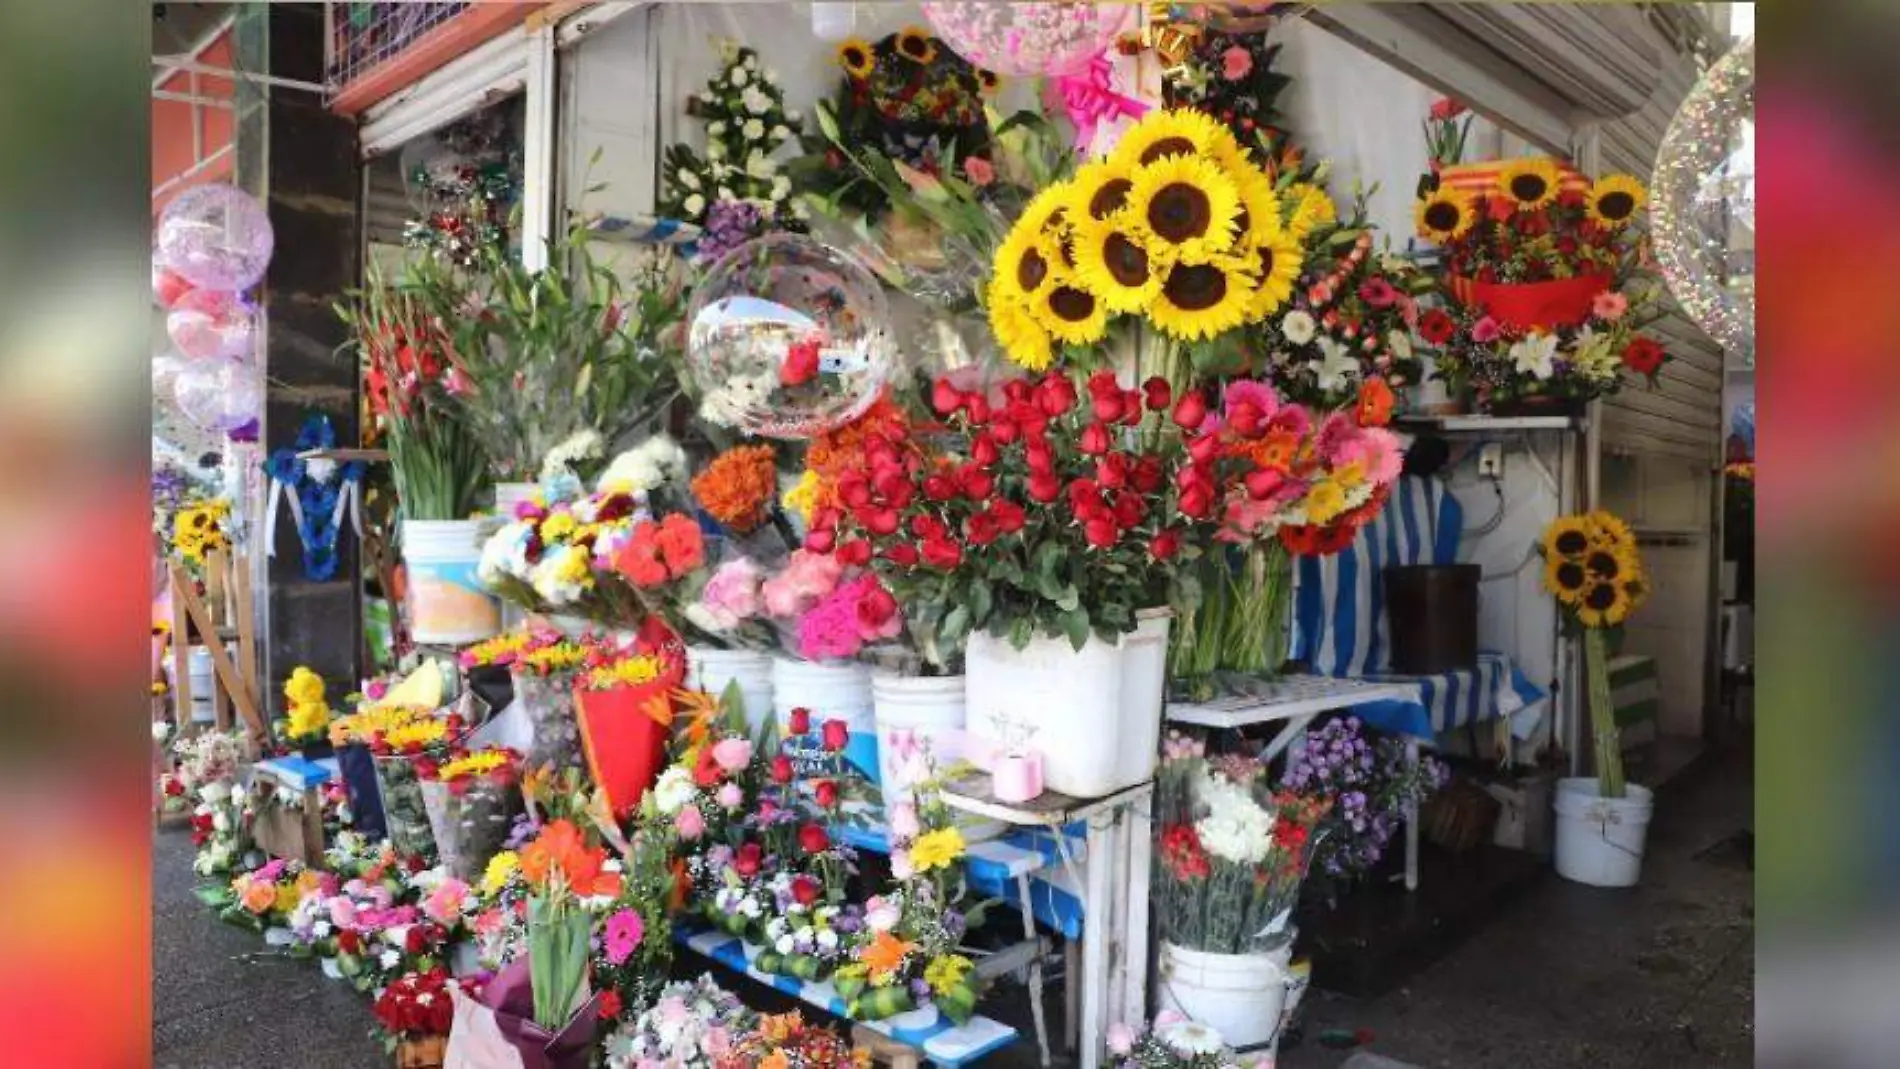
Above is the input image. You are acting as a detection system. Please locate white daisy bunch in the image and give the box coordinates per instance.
[594,435,688,496]
[1193,767,1277,866]
[660,41,803,227]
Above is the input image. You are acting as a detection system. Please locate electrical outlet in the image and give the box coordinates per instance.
[1478,443,1505,480]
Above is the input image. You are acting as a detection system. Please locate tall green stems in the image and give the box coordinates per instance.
[1171,542,1293,686]
[1585,628,1625,799]
[527,896,591,1031]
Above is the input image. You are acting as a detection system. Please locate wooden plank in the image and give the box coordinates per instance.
[171,563,268,747]
[231,548,260,715]
[170,575,193,733]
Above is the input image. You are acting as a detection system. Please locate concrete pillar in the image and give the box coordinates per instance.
[237,3,364,715]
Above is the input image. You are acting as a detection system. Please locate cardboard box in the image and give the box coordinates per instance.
[1485,772,1555,855]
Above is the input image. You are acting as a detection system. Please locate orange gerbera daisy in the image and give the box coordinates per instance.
[1356,378,1395,427]
[691,445,779,534]
[860,929,916,983]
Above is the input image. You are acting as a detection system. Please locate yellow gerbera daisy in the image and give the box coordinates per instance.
[1070,213,1165,313]
[1543,554,1589,604]
[1415,189,1475,243]
[988,286,1056,371]
[1126,153,1243,260]
[1110,107,1234,170]
[1029,271,1111,347]
[836,36,874,79]
[1241,224,1303,319]
[1542,515,1593,561]
[895,26,937,64]
[1066,158,1139,225]
[1304,480,1349,525]
[1586,174,1647,228]
[910,827,967,872]
[1496,157,1561,211]
[1147,251,1260,342]
[1284,182,1336,241]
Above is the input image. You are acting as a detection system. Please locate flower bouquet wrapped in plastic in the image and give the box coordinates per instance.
[420,746,523,882]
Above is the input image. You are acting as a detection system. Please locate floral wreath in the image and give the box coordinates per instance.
[261,414,366,582]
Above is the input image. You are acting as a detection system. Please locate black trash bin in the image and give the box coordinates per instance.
[1384,564,1480,674]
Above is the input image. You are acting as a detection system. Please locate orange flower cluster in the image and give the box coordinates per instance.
[692,445,780,533]
[613,513,704,588]
[804,397,917,510]
[519,819,622,898]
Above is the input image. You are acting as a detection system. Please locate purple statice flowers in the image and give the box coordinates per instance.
[693,199,767,265]
[1285,716,1448,882]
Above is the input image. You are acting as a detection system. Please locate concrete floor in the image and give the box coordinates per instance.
[152,749,1752,1068]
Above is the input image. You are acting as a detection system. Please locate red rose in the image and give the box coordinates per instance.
[874,471,915,510]
[1096,453,1129,489]
[1143,376,1173,411]
[1119,390,1144,426]
[1150,529,1182,561]
[772,756,795,784]
[958,464,995,500]
[863,508,901,536]
[856,582,899,631]
[1025,435,1055,474]
[811,507,841,533]
[1179,485,1214,519]
[1418,308,1455,345]
[1429,97,1468,120]
[1079,422,1112,456]
[990,500,1027,534]
[799,823,832,854]
[789,707,812,735]
[821,719,850,751]
[1172,391,1209,430]
[814,779,840,807]
[734,842,764,877]
[1246,468,1286,500]
[966,512,1001,546]
[923,475,957,502]
[1084,516,1119,549]
[1622,336,1665,376]
[780,339,821,387]
[837,539,872,567]
[803,528,836,553]
[921,538,963,570]
[1186,433,1221,467]
[840,476,872,508]
[884,543,920,567]
[1037,374,1078,416]
[931,378,965,415]
[1112,490,1145,529]
[338,930,362,955]
[1028,471,1062,503]
[1008,401,1047,437]
[970,433,1001,467]
[405,927,426,954]
[1003,378,1033,404]
[1086,368,1120,399]
[990,417,1020,444]
[1091,391,1124,423]
[790,874,821,907]
[597,990,624,1021]
[1131,456,1165,493]
[965,394,991,424]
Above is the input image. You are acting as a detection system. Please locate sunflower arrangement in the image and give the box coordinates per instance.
[1539,509,1649,799]
[1414,146,1667,410]
[169,498,231,566]
[987,108,1309,374]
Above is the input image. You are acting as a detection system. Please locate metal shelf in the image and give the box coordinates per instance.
[1397,414,1583,433]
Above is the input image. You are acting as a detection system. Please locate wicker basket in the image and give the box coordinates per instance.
[396,1034,447,1069]
[1420,777,1503,853]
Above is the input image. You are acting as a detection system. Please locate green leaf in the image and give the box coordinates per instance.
[942,604,972,646]
[1059,608,1091,651]
[1055,585,1081,613]
[969,579,993,626]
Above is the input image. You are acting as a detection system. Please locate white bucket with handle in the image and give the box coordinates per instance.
[1554,777,1653,887]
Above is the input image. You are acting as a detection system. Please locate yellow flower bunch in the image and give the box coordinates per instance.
[328,704,429,747]
[437,749,514,784]
[286,700,332,741]
[987,108,1310,369]
[517,642,589,675]
[481,850,520,897]
[1540,510,1648,628]
[461,630,535,668]
[909,827,966,873]
[924,953,974,996]
[781,469,820,526]
[582,654,665,691]
[283,666,326,707]
[382,717,452,751]
[170,500,231,564]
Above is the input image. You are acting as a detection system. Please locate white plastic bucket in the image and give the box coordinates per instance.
[1553,777,1654,887]
[872,673,965,800]
[965,611,1172,798]
[402,519,501,646]
[1157,941,1295,1051]
[186,644,221,723]
[688,646,776,733]
[772,658,877,783]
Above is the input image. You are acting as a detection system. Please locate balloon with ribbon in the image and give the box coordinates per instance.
[920,1,1134,78]
[261,414,367,582]
[1046,52,1151,155]
[167,291,258,362]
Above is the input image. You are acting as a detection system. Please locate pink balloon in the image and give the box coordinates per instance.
[168,303,256,362]
[155,183,275,292]
[174,357,263,435]
[920,2,1133,78]
[152,264,194,310]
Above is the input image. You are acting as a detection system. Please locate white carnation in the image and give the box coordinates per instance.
[741,87,771,115]
[707,121,726,137]
[744,151,774,178]
[538,429,604,482]
[678,168,700,189]
[742,118,765,141]
[650,767,698,815]
[770,124,789,140]
[683,193,705,217]
[1281,310,1316,346]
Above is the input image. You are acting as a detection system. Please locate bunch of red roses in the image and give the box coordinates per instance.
[372,966,462,1039]
[811,368,1203,654]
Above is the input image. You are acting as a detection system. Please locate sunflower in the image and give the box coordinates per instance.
[1575,580,1632,629]
[835,36,874,79]
[1542,515,1593,561]
[1584,510,1636,553]
[1071,214,1163,312]
[1543,554,1590,604]
[1111,107,1233,170]
[1586,174,1647,227]
[992,224,1061,306]
[1066,159,1139,224]
[988,283,1055,371]
[1582,546,1626,584]
[1017,181,1074,240]
[1241,224,1303,319]
[1230,162,1284,246]
[1496,157,1561,211]
[1147,251,1260,341]
[1414,189,1475,243]
[1030,271,1111,347]
[1126,153,1243,259]
[894,26,937,64]
[1284,182,1336,241]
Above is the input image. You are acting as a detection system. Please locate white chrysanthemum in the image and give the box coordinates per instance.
[707,121,726,137]
[539,429,605,482]
[595,436,688,495]
[741,87,771,115]
[770,124,789,141]
[729,66,748,87]
[743,119,765,141]
[1386,330,1414,362]
[650,767,698,815]
[1159,1019,1227,1057]
[770,176,792,202]
[707,141,725,162]
[1282,310,1317,346]
[745,150,774,178]
[1510,332,1559,380]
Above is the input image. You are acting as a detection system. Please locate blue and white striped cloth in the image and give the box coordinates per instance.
[1289,474,1545,739]
[587,213,702,259]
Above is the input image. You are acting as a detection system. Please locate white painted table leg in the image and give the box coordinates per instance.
[1018,871,1052,1067]
[1121,794,1153,1029]
[1405,738,1420,892]
[1079,809,1116,1069]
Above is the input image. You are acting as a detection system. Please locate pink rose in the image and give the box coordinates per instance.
[1106,1023,1137,1056]
[676,804,706,841]
[329,898,357,930]
[891,849,915,881]
[864,896,902,932]
[963,156,995,187]
[1470,316,1502,344]
[716,782,744,810]
[711,737,753,773]
[1221,45,1253,81]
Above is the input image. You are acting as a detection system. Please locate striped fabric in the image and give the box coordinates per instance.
[587,213,703,258]
[1436,158,1592,199]
[673,923,1019,1067]
[1290,474,1546,740]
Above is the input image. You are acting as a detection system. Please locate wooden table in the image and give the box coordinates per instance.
[939,774,1154,1069]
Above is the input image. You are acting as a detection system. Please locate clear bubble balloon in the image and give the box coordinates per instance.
[921,1,1134,78]
[167,297,257,361]
[686,234,895,440]
[1653,35,1753,360]
[155,183,275,293]
[152,352,189,395]
[174,357,264,436]
[152,262,194,309]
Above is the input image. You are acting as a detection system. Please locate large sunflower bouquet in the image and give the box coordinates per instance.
[1413,153,1668,410]
[986,107,1309,378]
[1539,510,1650,799]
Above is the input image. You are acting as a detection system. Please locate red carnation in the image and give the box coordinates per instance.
[799,823,832,854]
[1150,529,1182,561]
[788,707,812,736]
[405,927,426,954]
[1621,336,1665,376]
[790,874,821,906]
[821,718,850,752]
[338,930,362,955]
[734,842,764,877]
[1418,308,1456,345]
[814,779,840,808]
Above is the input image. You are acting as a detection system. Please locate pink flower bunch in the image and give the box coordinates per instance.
[697,557,766,629]
[794,574,901,661]
[762,549,845,619]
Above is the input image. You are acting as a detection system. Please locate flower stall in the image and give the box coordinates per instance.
[152,4,1736,1069]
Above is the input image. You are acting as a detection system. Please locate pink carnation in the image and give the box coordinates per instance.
[699,558,765,628]
[1221,45,1253,81]
[1222,379,1280,424]
[711,737,753,773]
[796,593,867,661]
[763,549,844,619]
[676,804,706,841]
[1470,316,1502,344]
[1592,290,1629,322]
